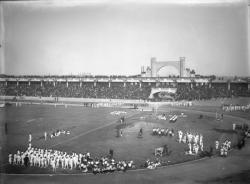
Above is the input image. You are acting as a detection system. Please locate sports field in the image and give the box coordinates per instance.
[1,99,248,175]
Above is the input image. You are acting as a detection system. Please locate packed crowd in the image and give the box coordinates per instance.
[8,146,135,173]
[1,82,151,100]
[1,81,249,100]
[175,83,250,101]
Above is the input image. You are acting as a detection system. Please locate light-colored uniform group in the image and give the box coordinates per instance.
[9,147,83,171]
[110,111,127,116]
[9,146,135,173]
[222,104,250,112]
[177,130,204,155]
[169,101,193,107]
[9,150,26,166]
[215,140,231,157]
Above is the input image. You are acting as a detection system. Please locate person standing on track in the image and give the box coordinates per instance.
[215,140,219,150]
[28,133,32,143]
[51,157,56,172]
[8,154,12,164]
[44,131,47,141]
[24,154,29,167]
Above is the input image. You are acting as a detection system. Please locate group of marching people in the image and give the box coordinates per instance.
[215,140,231,157]
[177,130,204,155]
[8,145,135,173]
[110,111,127,116]
[169,101,193,107]
[222,104,250,112]
[152,127,175,137]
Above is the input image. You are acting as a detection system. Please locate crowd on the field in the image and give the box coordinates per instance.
[176,130,204,155]
[8,146,135,173]
[1,81,250,100]
[215,140,231,157]
[110,111,127,116]
[222,104,250,112]
[143,159,161,169]
[152,128,175,137]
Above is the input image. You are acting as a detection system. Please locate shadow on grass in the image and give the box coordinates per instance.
[196,169,250,184]
[212,128,237,134]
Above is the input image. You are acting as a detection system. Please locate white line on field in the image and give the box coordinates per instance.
[49,112,139,148]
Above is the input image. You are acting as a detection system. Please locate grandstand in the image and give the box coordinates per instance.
[0,75,250,101]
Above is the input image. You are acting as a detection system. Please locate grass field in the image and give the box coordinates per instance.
[0,101,248,174]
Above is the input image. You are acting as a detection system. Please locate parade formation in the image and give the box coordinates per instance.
[222,104,250,112]
[8,146,135,173]
[6,104,248,175]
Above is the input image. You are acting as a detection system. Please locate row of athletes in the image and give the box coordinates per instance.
[169,101,193,107]
[185,142,203,155]
[177,130,203,146]
[8,146,135,173]
[215,140,231,157]
[177,130,204,155]
[222,104,250,112]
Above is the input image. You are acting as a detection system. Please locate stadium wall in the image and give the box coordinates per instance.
[0,95,147,104]
[0,95,192,108]
[2,96,250,108]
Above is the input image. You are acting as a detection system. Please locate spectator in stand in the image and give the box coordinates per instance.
[1,79,249,100]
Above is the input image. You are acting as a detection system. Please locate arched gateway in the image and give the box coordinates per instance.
[151,57,185,77]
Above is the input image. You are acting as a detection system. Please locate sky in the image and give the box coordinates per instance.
[0,0,249,76]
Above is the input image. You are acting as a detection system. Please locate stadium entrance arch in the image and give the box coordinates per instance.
[157,65,179,77]
[149,88,177,101]
[151,57,185,77]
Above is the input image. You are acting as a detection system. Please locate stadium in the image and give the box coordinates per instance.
[1,61,250,183]
[1,1,250,184]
